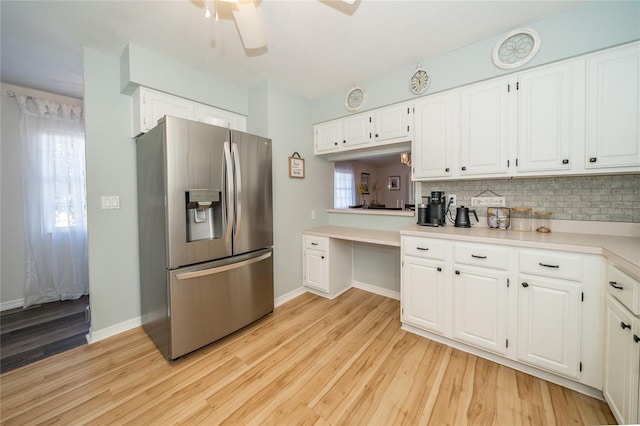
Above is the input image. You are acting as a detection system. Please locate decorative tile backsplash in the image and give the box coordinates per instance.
[420,174,640,223]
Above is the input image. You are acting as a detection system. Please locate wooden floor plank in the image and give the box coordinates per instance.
[0,288,616,425]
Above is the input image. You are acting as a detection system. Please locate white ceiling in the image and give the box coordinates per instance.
[1,0,585,100]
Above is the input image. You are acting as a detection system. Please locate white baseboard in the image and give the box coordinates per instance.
[275,286,307,308]
[1,298,24,311]
[86,316,142,344]
[351,280,400,301]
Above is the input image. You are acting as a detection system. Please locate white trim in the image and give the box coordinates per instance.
[0,298,25,311]
[401,323,603,401]
[86,316,142,344]
[275,286,307,308]
[351,280,400,300]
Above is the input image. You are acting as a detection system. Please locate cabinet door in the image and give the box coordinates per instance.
[586,42,640,169]
[517,275,581,378]
[304,248,328,293]
[459,78,511,176]
[343,114,372,147]
[402,256,447,335]
[517,62,579,172]
[194,105,246,132]
[413,92,457,179]
[453,265,508,354]
[314,120,343,153]
[603,294,637,425]
[374,104,411,143]
[141,88,194,132]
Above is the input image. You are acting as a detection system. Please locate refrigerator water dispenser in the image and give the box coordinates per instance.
[186,189,222,242]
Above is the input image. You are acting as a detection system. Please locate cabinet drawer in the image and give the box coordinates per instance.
[453,242,508,270]
[303,235,328,251]
[519,249,583,281]
[402,236,446,260]
[608,264,640,315]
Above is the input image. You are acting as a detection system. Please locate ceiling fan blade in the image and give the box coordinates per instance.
[232,1,266,49]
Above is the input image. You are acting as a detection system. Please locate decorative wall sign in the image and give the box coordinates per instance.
[288,152,305,178]
[388,176,400,191]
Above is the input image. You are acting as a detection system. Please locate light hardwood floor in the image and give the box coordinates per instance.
[0,288,616,425]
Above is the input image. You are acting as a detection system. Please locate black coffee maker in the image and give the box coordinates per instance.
[417,191,447,227]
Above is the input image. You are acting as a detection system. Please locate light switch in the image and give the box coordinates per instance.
[101,195,121,210]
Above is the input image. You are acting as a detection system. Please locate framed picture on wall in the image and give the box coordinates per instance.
[360,173,370,194]
[288,152,305,178]
[388,176,400,191]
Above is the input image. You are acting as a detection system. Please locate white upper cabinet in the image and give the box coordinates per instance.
[459,77,511,176]
[131,86,246,136]
[585,42,640,170]
[343,113,372,148]
[517,61,584,173]
[314,119,343,153]
[313,102,412,156]
[374,104,412,143]
[413,92,457,179]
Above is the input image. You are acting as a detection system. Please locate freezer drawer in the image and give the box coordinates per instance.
[167,248,274,359]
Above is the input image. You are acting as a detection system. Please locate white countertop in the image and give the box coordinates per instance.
[402,224,640,278]
[302,224,640,278]
[303,226,401,247]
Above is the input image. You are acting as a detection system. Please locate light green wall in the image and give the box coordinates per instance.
[251,81,333,297]
[83,48,141,331]
[121,43,248,116]
[311,1,640,123]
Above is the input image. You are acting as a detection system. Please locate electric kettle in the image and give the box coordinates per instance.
[454,206,478,228]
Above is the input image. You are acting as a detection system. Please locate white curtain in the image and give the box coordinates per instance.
[334,162,355,209]
[15,93,89,307]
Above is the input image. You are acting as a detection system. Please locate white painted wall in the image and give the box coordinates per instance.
[1,93,25,307]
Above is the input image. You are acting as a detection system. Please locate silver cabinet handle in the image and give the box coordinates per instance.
[232,142,242,241]
[223,142,234,244]
[176,252,272,280]
[539,262,559,268]
[471,254,487,259]
[609,281,624,290]
[417,247,429,251]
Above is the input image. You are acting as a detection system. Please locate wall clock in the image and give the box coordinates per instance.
[345,86,366,112]
[410,66,430,95]
[492,28,541,70]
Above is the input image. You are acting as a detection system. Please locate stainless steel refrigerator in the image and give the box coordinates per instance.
[136,116,273,359]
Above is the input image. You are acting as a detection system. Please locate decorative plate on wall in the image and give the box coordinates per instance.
[492,28,541,70]
[345,86,367,112]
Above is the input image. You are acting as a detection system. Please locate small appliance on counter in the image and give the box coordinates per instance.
[454,206,478,228]
[417,191,447,227]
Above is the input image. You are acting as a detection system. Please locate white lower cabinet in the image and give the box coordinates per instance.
[302,235,351,299]
[400,235,604,393]
[402,256,447,335]
[517,275,581,378]
[603,264,640,424]
[453,264,508,355]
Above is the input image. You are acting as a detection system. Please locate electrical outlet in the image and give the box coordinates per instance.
[448,195,457,207]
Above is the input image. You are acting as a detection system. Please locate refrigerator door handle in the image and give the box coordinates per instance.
[232,142,242,241]
[223,142,234,244]
[175,251,272,280]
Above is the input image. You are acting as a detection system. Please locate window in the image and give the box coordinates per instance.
[42,128,87,230]
[334,162,355,209]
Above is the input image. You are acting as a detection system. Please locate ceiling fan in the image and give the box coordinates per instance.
[201,0,357,50]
